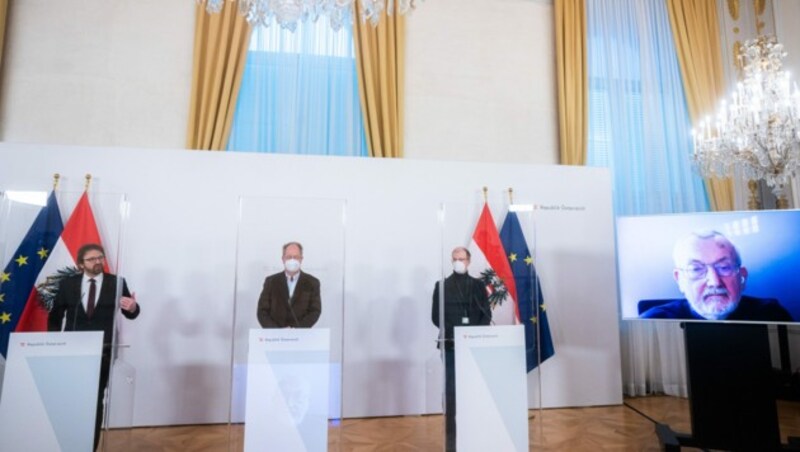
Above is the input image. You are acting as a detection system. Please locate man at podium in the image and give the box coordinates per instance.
[432,246,492,451]
[47,243,140,450]
[257,241,322,328]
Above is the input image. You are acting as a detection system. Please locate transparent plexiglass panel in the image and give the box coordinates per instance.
[437,197,542,452]
[229,196,345,451]
[0,188,134,452]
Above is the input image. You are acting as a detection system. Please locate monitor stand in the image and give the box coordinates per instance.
[655,322,800,451]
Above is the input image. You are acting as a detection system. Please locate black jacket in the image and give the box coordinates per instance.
[640,295,792,322]
[432,272,492,348]
[48,273,140,346]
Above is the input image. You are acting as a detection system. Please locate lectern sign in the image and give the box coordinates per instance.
[455,325,529,452]
[244,328,330,452]
[0,331,103,452]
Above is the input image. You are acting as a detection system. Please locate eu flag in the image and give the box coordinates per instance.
[0,192,63,357]
[499,211,554,372]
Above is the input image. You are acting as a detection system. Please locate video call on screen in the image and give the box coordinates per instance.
[616,210,800,324]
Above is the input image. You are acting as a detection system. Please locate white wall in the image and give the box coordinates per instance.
[0,144,621,426]
[404,0,558,164]
[0,0,558,164]
[775,0,800,90]
[774,0,800,209]
[0,0,195,149]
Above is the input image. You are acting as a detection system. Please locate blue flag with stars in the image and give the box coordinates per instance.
[0,191,63,358]
[499,211,554,372]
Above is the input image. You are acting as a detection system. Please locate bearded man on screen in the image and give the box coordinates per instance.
[640,230,792,321]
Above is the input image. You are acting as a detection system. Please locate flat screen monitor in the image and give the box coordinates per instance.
[616,210,800,323]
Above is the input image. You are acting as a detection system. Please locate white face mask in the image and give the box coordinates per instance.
[284,259,301,273]
[453,260,467,274]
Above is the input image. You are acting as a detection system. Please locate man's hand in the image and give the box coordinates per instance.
[120,292,138,312]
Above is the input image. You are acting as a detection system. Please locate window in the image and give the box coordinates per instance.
[227,18,367,156]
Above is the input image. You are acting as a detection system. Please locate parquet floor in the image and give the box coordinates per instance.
[100,396,800,451]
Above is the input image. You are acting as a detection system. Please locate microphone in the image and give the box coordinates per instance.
[286,271,300,328]
[466,280,494,326]
[284,296,300,327]
[471,293,494,326]
[286,272,300,328]
[73,290,83,332]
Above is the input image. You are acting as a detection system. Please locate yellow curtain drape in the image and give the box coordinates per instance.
[186,3,252,151]
[667,0,734,211]
[554,0,588,166]
[0,0,9,75]
[352,7,405,158]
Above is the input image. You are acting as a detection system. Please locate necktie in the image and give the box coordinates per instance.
[87,278,96,317]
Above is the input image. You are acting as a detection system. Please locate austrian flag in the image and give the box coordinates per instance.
[467,203,519,325]
[29,192,107,327]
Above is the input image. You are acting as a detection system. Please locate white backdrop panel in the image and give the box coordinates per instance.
[0,143,621,425]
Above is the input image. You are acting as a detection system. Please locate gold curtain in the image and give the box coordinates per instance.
[554,0,588,166]
[0,0,8,75]
[352,7,405,158]
[667,0,734,211]
[186,3,252,151]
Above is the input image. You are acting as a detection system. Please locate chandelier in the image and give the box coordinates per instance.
[692,35,800,204]
[198,0,418,31]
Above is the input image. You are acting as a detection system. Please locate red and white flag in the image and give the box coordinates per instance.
[16,192,105,330]
[467,203,519,325]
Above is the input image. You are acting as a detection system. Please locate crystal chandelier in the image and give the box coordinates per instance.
[692,35,800,204]
[198,0,418,31]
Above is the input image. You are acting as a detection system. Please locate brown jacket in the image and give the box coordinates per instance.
[256,271,321,328]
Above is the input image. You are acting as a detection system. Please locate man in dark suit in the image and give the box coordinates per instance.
[47,243,140,451]
[257,241,321,328]
[432,246,492,452]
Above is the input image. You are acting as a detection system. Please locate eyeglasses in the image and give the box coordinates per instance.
[83,256,105,263]
[680,261,739,280]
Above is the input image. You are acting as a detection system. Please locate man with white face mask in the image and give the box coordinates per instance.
[432,246,491,452]
[257,242,321,328]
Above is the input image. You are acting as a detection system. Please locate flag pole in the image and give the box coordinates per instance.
[508,187,513,205]
[53,173,60,190]
[84,174,92,192]
[482,186,488,203]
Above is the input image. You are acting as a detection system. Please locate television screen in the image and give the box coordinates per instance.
[616,210,800,323]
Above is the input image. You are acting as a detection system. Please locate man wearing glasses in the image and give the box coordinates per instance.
[48,243,140,450]
[640,230,791,321]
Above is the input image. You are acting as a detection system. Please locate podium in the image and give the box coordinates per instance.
[0,331,103,452]
[230,194,346,451]
[243,328,330,452]
[454,325,529,452]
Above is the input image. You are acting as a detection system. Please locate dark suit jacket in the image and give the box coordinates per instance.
[257,271,321,328]
[639,295,792,322]
[432,272,492,349]
[47,273,140,346]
